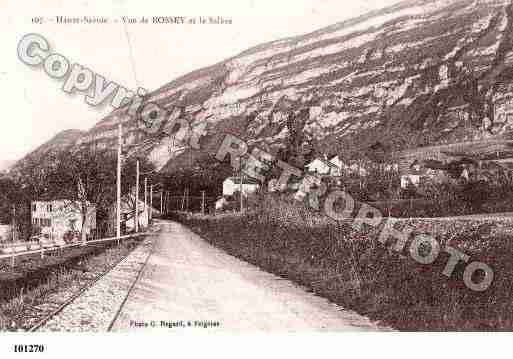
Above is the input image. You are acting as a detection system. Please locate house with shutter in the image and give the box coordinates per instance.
[305,156,342,176]
[400,160,437,188]
[223,177,260,196]
[31,200,96,241]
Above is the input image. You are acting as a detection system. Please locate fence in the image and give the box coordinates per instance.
[0,232,152,267]
[366,198,435,217]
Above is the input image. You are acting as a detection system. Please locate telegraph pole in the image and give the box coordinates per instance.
[186,187,190,213]
[116,123,122,241]
[11,204,16,242]
[201,191,205,215]
[144,177,148,228]
[239,156,243,213]
[135,160,139,233]
[150,184,153,222]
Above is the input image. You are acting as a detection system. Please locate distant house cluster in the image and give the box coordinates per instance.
[215,134,513,212]
[216,151,396,211]
[303,155,371,177]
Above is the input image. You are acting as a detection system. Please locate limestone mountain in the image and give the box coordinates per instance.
[20,0,513,171]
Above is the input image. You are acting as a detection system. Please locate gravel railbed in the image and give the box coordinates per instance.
[37,237,154,332]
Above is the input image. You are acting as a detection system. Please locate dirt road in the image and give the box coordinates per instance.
[111,220,388,332]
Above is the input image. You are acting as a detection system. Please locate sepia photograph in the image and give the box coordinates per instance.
[1,0,513,357]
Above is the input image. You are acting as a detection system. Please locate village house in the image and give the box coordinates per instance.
[222,176,261,196]
[400,160,436,189]
[267,177,302,193]
[215,196,229,211]
[31,200,96,241]
[305,156,342,176]
[328,155,344,170]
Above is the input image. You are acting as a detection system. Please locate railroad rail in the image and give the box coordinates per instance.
[107,240,154,332]
[27,232,154,332]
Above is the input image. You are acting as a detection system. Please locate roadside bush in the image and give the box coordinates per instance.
[179,195,513,330]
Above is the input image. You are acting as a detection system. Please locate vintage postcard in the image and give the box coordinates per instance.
[1,0,512,357]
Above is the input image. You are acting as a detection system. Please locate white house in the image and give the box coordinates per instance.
[329,155,345,169]
[215,197,228,211]
[31,200,96,241]
[400,160,436,189]
[305,155,371,177]
[305,157,341,176]
[0,224,11,242]
[400,174,422,188]
[223,177,260,196]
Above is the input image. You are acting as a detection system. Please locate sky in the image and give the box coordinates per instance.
[0,0,402,162]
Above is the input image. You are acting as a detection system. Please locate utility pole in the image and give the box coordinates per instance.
[144,177,148,228]
[201,191,205,215]
[116,123,122,241]
[135,160,139,233]
[160,190,163,214]
[11,206,15,266]
[11,204,16,242]
[150,184,153,222]
[239,156,243,213]
[186,187,190,213]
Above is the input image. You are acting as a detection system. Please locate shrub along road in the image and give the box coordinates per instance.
[111,220,388,332]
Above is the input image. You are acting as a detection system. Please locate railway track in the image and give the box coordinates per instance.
[107,241,154,332]
[26,234,153,332]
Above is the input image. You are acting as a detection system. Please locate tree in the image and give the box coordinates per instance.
[12,151,61,202]
[159,154,233,212]
[46,145,121,243]
[0,175,30,240]
[0,176,21,224]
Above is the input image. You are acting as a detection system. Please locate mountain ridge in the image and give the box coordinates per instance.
[17,0,513,172]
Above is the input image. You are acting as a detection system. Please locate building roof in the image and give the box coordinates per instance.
[306,158,339,169]
[225,177,261,185]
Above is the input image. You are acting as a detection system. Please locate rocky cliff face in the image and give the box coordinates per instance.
[26,0,513,171]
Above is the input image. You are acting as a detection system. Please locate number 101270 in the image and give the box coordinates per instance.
[13,345,45,353]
